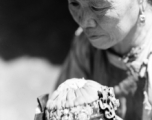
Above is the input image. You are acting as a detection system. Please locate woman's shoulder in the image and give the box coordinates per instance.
[147,52,152,79]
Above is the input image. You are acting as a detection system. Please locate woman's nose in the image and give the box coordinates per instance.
[80,18,96,29]
[78,11,97,29]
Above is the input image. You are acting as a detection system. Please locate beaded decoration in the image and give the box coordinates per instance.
[46,84,120,120]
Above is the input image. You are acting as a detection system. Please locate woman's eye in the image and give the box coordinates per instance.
[70,1,80,7]
[91,6,108,12]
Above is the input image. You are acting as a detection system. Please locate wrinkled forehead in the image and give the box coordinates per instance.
[68,0,108,2]
[68,0,112,4]
[68,0,107,1]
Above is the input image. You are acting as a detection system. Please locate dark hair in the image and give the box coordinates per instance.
[148,0,152,5]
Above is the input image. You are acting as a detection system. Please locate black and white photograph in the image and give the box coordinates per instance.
[1,0,152,120]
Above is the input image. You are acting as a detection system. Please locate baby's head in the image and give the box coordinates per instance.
[46,78,121,120]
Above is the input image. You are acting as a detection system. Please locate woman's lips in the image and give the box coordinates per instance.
[88,35,103,40]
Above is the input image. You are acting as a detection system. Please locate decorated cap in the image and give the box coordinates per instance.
[46,78,121,120]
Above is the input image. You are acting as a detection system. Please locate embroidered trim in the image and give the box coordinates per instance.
[46,87,120,120]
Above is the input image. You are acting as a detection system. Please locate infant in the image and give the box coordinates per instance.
[46,78,122,120]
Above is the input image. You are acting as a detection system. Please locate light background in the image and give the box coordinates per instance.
[0,57,60,120]
[0,0,77,120]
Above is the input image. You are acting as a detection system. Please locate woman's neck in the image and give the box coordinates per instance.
[111,7,152,56]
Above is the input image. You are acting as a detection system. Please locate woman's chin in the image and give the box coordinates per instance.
[89,36,114,50]
[90,41,113,50]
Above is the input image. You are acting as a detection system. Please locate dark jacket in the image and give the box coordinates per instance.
[35,32,152,120]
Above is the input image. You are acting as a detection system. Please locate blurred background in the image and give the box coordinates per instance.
[0,0,78,120]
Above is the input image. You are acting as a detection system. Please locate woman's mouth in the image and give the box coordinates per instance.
[87,34,111,49]
[88,35,103,40]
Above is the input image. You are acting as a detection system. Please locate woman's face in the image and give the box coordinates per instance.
[68,0,140,49]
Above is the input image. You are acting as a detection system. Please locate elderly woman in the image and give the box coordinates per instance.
[35,0,152,120]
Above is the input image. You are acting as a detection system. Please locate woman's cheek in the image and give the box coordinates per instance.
[98,8,120,24]
[100,14,120,36]
[69,8,80,24]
